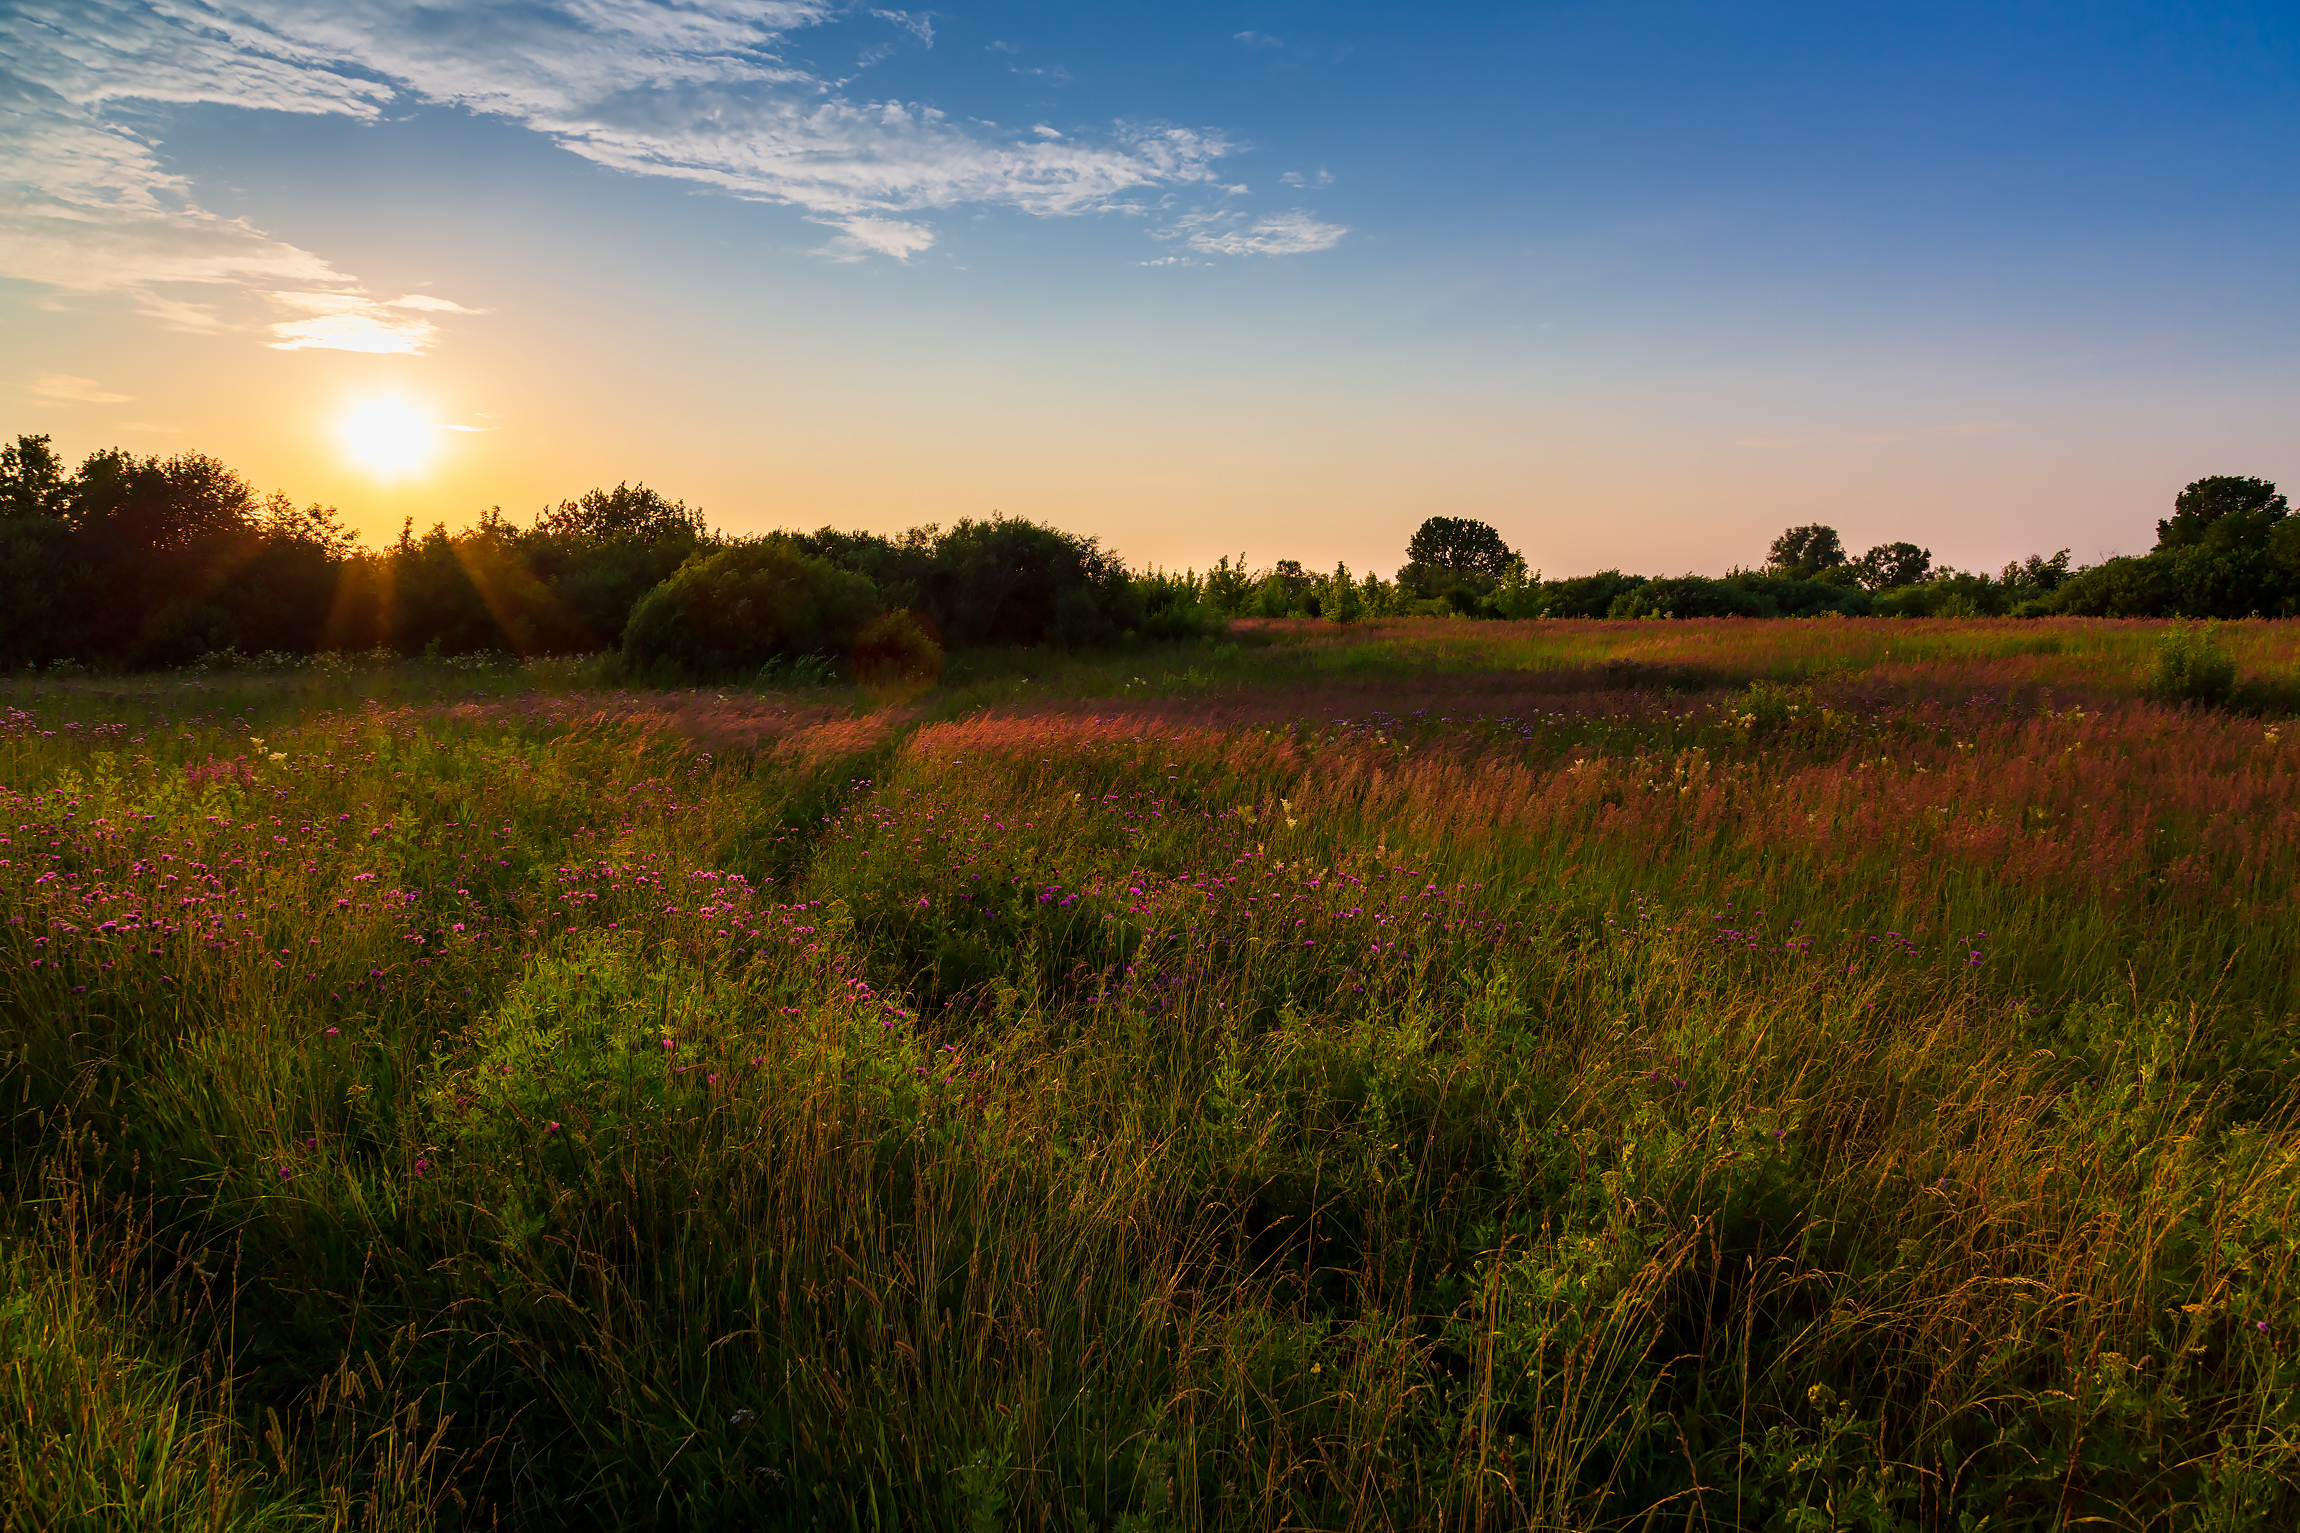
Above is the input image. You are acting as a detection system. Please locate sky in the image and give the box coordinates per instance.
[4,1,2297,578]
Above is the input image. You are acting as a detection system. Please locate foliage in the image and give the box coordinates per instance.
[2145,617,2240,705]
[851,608,945,697]
[1403,515,1517,587]
[2157,474,2289,552]
[1854,539,1933,589]
[622,538,881,674]
[1767,523,1847,576]
[1133,569,1216,641]
[918,516,1142,648]
[1607,574,1767,619]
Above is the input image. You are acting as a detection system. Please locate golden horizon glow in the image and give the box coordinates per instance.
[336,396,445,481]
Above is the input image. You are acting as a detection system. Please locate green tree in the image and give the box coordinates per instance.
[1404,517,1516,585]
[1855,542,1933,590]
[2155,476,2287,552]
[1767,524,1846,577]
[0,435,72,520]
[2000,550,2072,593]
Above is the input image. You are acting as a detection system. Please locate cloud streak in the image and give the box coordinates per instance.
[1181,210,1349,257]
[1,0,1338,344]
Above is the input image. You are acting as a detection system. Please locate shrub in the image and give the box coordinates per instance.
[921,517,1139,648]
[852,609,944,698]
[1134,569,1216,640]
[622,539,879,675]
[2145,619,2238,706]
[1608,576,1766,620]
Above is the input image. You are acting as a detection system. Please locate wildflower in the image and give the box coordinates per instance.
[277,1165,292,1179]
[324,1027,339,1036]
[546,1121,561,1134]
[414,1158,428,1175]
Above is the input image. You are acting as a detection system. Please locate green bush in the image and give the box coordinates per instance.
[921,517,1140,647]
[622,538,879,675]
[852,608,944,695]
[1134,569,1216,640]
[2145,618,2239,706]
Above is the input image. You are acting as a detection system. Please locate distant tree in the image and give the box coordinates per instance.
[2001,550,2073,593]
[0,435,72,520]
[1202,554,1254,615]
[1767,524,1846,577]
[531,482,706,544]
[1405,517,1516,585]
[1856,541,1933,590]
[2155,476,2287,552]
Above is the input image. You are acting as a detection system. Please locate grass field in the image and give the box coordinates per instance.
[5,616,2299,1531]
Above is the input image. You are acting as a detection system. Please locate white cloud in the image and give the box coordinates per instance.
[819,214,937,261]
[1279,168,1334,188]
[1234,31,1282,48]
[1181,209,1347,257]
[28,373,133,402]
[869,9,933,46]
[0,0,1332,340]
[262,290,474,352]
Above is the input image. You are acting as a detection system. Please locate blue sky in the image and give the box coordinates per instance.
[3,1,2295,575]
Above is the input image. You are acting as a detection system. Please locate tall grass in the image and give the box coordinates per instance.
[3,619,2298,1529]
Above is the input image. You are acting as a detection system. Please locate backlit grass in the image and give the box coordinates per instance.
[4,617,2298,1530]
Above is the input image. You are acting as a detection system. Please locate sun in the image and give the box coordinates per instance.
[336,397,443,479]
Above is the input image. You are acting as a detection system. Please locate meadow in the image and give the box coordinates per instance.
[4,615,2299,1531]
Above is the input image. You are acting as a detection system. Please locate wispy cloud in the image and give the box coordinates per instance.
[1234,31,1283,48]
[819,215,937,262]
[1279,168,1334,188]
[26,373,133,403]
[1,0,1343,344]
[1179,209,1348,256]
[263,291,481,353]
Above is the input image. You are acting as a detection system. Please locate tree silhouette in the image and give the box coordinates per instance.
[1405,517,1515,584]
[1767,524,1846,576]
[1856,542,1933,590]
[2156,476,2288,552]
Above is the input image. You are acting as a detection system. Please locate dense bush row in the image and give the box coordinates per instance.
[0,435,1196,674]
[3,432,2286,680]
[1208,478,2295,625]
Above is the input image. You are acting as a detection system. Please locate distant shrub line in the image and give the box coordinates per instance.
[1,433,2288,680]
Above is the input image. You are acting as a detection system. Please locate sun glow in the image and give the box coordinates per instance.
[336,397,444,479]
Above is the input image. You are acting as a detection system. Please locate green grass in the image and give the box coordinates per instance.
[4,617,2300,1530]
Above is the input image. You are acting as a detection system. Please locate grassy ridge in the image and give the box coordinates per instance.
[3,617,2298,1530]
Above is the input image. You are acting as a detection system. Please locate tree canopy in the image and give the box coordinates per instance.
[1404,517,1516,584]
[1856,542,1933,590]
[1767,524,1846,576]
[2155,476,2289,552]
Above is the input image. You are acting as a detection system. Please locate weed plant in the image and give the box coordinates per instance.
[3,617,2298,1530]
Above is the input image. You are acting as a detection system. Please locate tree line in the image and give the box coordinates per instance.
[0,435,1190,673]
[1,432,2289,676]
[1212,479,2294,623]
